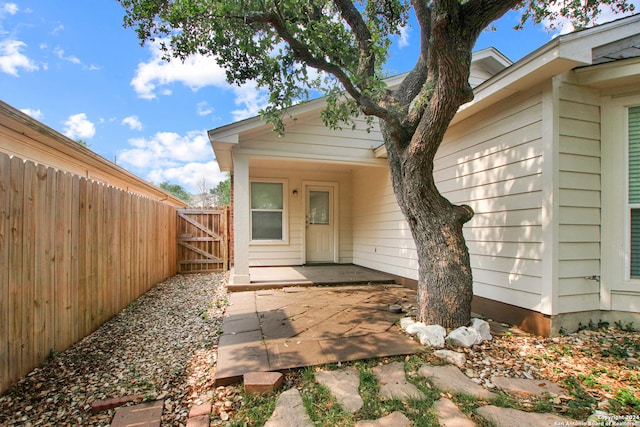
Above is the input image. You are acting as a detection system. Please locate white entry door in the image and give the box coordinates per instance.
[306,186,335,263]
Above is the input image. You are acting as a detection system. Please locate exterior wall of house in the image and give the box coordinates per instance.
[555,79,602,314]
[352,167,418,279]
[353,87,547,312]
[601,89,640,320]
[234,113,384,163]
[248,165,354,266]
[442,87,546,312]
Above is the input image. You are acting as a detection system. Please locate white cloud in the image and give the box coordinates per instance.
[118,130,213,169]
[52,45,97,70]
[63,113,95,140]
[131,40,228,100]
[0,39,38,76]
[146,160,225,193]
[231,82,269,121]
[51,23,64,35]
[53,46,80,64]
[122,115,143,131]
[397,25,410,48]
[546,0,640,34]
[131,40,269,119]
[197,101,213,116]
[2,3,18,15]
[117,129,222,192]
[20,108,42,120]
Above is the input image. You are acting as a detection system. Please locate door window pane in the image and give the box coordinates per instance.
[309,191,329,224]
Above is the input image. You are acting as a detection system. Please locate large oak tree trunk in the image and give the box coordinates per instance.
[382,121,475,328]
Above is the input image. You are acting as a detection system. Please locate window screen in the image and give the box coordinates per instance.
[251,182,284,241]
[629,106,640,277]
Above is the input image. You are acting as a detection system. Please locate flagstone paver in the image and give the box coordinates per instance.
[188,402,211,418]
[185,414,209,427]
[373,361,425,401]
[354,411,412,427]
[264,389,314,427]
[491,376,565,397]
[110,400,163,427]
[434,398,477,427]
[476,405,578,427]
[315,367,363,413]
[418,365,496,400]
[216,285,420,385]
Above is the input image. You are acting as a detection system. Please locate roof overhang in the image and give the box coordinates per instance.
[454,14,640,126]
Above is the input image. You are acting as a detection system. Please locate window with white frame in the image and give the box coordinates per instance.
[250,180,287,242]
[628,106,640,278]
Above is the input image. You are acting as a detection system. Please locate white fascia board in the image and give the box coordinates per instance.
[454,41,579,124]
[574,56,640,88]
[556,13,640,64]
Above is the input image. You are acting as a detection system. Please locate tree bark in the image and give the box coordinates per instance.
[383,120,475,328]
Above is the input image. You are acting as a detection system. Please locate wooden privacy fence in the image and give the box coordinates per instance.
[177,208,229,273]
[0,153,178,394]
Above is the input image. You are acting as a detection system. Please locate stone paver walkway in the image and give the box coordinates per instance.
[215,284,421,385]
[115,360,582,426]
[261,362,580,427]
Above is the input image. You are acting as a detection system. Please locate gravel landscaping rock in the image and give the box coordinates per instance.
[0,273,228,426]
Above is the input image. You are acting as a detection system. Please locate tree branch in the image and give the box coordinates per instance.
[245,11,388,118]
[332,0,376,77]
[460,0,521,39]
[396,0,431,105]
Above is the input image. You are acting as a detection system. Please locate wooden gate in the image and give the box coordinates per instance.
[177,208,229,273]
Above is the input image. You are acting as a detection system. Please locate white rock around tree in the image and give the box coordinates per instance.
[401,317,492,349]
[470,318,492,342]
[399,317,415,330]
[446,326,482,348]
[417,325,446,348]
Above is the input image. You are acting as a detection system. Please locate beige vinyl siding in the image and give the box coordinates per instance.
[248,166,353,266]
[352,167,418,279]
[440,90,545,310]
[556,83,602,313]
[352,89,546,311]
[237,114,382,163]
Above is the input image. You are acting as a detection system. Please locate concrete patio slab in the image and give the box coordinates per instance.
[229,265,398,291]
[215,283,421,385]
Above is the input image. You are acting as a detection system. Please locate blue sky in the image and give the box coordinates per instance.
[1,1,637,193]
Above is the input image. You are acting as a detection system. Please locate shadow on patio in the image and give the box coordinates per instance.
[215,279,422,385]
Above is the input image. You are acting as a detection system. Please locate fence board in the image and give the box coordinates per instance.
[21,161,35,375]
[0,152,179,394]
[0,155,11,390]
[0,154,10,392]
[8,156,24,385]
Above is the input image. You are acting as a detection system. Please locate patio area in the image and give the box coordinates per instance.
[227,264,400,291]
[215,268,422,385]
